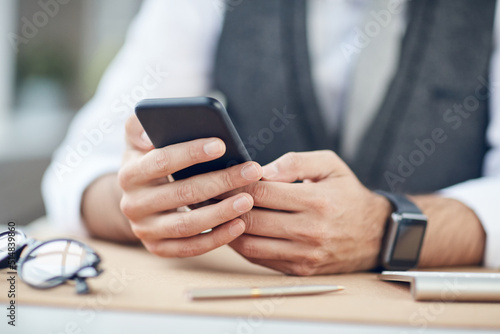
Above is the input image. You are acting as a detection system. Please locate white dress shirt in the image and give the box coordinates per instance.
[42,0,500,267]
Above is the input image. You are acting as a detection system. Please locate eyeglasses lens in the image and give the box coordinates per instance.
[21,240,89,287]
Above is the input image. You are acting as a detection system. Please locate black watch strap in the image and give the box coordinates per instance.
[375,190,422,214]
[375,190,427,270]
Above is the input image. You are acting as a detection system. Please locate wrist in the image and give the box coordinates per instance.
[408,195,485,267]
[82,174,137,242]
[373,192,393,228]
[369,192,392,269]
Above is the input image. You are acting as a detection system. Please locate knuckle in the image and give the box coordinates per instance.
[310,196,329,212]
[289,262,316,276]
[119,195,136,220]
[292,222,330,245]
[282,152,299,170]
[310,224,330,245]
[153,149,171,173]
[174,214,192,237]
[130,224,147,240]
[323,149,338,161]
[240,212,255,233]
[322,150,348,173]
[175,181,196,204]
[143,241,161,256]
[305,248,329,266]
[219,170,236,190]
[117,166,133,190]
[247,183,268,203]
[238,239,259,258]
[292,226,311,242]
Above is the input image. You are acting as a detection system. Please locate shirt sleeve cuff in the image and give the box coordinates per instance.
[439,177,500,268]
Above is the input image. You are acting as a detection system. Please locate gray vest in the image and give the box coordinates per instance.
[213,0,496,193]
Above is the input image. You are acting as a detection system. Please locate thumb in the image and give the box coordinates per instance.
[261,151,351,183]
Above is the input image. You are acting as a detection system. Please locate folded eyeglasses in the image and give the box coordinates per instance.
[0,229,102,294]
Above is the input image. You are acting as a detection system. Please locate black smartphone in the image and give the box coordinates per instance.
[135,97,251,180]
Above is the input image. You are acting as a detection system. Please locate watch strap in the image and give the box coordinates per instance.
[374,190,422,214]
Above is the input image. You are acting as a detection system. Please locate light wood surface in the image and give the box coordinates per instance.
[1,233,499,330]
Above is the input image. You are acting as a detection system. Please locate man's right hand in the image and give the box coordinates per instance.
[118,115,262,257]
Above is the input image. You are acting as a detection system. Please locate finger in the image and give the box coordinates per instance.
[121,161,262,217]
[230,236,330,276]
[215,181,313,211]
[125,114,154,151]
[229,234,307,262]
[244,258,322,276]
[132,193,253,239]
[261,151,351,182]
[241,208,335,244]
[120,137,226,188]
[243,258,295,275]
[243,181,316,211]
[240,208,298,239]
[145,218,246,257]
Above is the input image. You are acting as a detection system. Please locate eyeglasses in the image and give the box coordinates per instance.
[0,229,103,294]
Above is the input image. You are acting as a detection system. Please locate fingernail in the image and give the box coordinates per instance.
[262,163,278,179]
[203,140,224,156]
[141,131,152,146]
[233,195,252,213]
[229,221,245,237]
[241,163,261,180]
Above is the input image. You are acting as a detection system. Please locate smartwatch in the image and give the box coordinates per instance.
[376,190,427,270]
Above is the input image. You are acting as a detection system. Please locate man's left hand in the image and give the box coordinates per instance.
[229,151,392,275]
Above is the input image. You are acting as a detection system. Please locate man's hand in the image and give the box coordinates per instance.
[229,151,392,275]
[117,115,263,257]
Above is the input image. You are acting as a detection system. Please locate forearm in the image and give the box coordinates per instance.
[81,173,138,242]
[410,194,486,267]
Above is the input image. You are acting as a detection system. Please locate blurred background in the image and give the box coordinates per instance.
[0,0,143,226]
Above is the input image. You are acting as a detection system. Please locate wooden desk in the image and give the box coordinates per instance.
[0,227,499,332]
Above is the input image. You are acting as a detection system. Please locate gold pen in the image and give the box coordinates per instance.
[187,285,344,301]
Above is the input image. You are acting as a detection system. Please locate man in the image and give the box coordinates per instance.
[43,0,500,275]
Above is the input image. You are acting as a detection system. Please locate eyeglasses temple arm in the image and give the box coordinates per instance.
[75,277,90,294]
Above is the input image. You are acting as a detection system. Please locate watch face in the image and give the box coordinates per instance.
[392,221,426,261]
[387,216,427,269]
